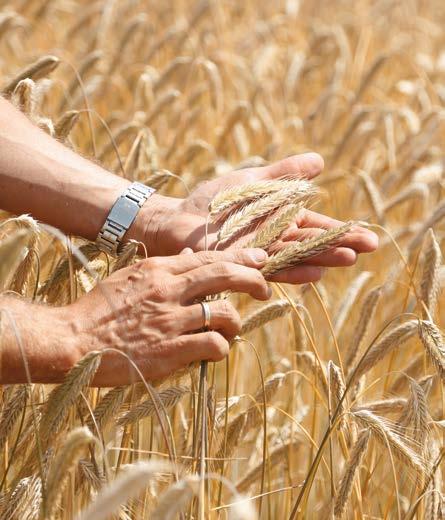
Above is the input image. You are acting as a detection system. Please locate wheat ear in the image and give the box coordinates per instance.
[328,361,346,430]
[352,319,418,380]
[2,55,60,96]
[262,222,352,276]
[0,384,30,451]
[217,181,315,245]
[54,110,80,140]
[418,320,445,383]
[11,78,35,115]
[39,351,102,443]
[112,240,139,273]
[209,179,301,217]
[345,286,382,371]
[352,410,426,475]
[420,229,441,317]
[43,427,97,520]
[87,386,126,431]
[151,476,199,520]
[117,385,189,426]
[333,430,370,518]
[236,438,301,492]
[241,299,292,334]
[398,379,430,448]
[296,351,328,397]
[352,398,407,415]
[248,203,302,249]
[334,271,372,336]
[0,475,41,520]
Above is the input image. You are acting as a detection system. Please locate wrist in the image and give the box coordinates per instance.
[0,298,81,383]
[125,193,178,256]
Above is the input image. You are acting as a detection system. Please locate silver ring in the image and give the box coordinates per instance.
[200,301,211,330]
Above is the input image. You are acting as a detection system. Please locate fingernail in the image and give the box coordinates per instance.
[246,248,268,264]
[267,285,273,298]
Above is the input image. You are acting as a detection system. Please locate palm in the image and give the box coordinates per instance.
[155,153,378,284]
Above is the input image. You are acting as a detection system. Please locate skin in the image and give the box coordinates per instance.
[0,248,270,386]
[0,98,379,384]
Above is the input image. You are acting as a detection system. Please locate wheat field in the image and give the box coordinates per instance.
[0,0,444,518]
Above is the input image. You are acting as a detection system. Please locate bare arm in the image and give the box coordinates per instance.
[0,296,77,384]
[0,97,378,283]
[0,249,269,386]
[0,97,165,251]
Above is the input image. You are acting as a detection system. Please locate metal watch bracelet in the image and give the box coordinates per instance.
[96,182,156,256]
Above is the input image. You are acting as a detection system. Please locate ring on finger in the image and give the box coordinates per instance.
[200,301,211,330]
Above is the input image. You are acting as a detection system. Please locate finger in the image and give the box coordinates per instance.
[180,262,271,303]
[181,299,241,339]
[254,152,324,181]
[180,247,194,255]
[154,248,268,275]
[281,221,378,254]
[266,265,324,284]
[164,331,230,369]
[293,210,379,252]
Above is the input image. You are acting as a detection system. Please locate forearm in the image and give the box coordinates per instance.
[0,97,164,248]
[0,296,78,383]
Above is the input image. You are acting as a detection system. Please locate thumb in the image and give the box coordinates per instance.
[255,152,324,181]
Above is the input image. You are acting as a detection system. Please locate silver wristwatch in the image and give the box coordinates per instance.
[96,182,156,255]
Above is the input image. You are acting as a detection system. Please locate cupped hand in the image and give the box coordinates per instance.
[134,153,378,285]
[68,248,270,386]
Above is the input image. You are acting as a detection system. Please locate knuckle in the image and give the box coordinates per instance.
[196,250,216,265]
[150,279,171,302]
[214,261,232,278]
[219,300,241,335]
[207,331,229,360]
[143,257,161,270]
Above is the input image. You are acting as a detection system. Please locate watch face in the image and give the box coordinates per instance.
[108,197,139,228]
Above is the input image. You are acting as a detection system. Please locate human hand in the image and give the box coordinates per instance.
[132,153,378,285]
[65,248,270,386]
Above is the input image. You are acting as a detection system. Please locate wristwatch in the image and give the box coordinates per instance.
[96,182,156,256]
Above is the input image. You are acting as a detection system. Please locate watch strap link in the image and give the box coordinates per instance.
[96,182,155,256]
